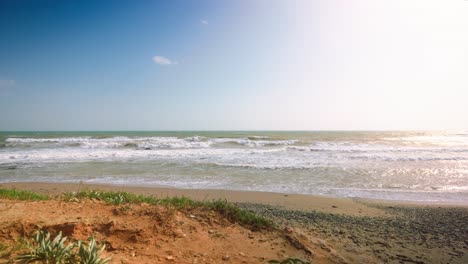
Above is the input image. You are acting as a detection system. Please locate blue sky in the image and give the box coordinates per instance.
[1,0,467,130]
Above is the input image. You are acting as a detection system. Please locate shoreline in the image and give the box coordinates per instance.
[1,181,467,216]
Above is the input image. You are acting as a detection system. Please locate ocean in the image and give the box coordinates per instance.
[1,131,467,203]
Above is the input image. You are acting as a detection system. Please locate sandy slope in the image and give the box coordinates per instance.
[0,199,345,264]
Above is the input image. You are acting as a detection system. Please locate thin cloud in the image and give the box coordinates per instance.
[152,55,178,65]
[201,20,208,25]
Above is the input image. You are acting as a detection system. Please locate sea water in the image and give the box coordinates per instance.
[1,131,467,203]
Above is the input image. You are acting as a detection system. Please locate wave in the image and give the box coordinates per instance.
[347,155,468,162]
[384,134,468,146]
[3,136,468,169]
[287,142,468,153]
[247,136,270,140]
[5,136,298,149]
[3,148,467,170]
[210,137,297,147]
[0,147,286,164]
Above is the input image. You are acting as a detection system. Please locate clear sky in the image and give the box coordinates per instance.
[0,0,467,131]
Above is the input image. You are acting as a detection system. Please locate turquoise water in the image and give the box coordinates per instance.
[1,131,468,203]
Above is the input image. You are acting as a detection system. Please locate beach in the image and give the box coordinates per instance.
[2,0,468,262]
[1,182,467,263]
[1,131,468,263]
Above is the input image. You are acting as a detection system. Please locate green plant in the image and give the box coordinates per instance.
[207,199,272,230]
[16,230,72,263]
[0,189,48,201]
[63,190,157,205]
[16,231,111,264]
[76,237,111,264]
[268,258,310,264]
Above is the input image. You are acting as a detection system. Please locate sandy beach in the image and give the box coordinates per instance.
[1,182,467,263]
[2,0,468,262]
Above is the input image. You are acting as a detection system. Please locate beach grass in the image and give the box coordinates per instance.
[76,237,112,264]
[17,231,73,263]
[16,230,111,264]
[0,188,49,201]
[63,189,272,230]
[208,199,272,230]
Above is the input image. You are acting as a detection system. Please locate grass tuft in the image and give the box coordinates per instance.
[16,230,72,263]
[76,237,111,264]
[16,230,111,264]
[63,190,157,205]
[0,188,48,201]
[207,199,272,230]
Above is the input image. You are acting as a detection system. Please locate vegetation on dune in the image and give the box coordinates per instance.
[0,189,48,201]
[16,230,110,264]
[63,190,273,230]
[0,187,271,230]
[208,199,272,230]
[17,231,72,263]
[63,190,155,206]
[75,237,112,264]
[0,189,313,263]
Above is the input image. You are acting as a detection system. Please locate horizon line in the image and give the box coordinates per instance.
[0,129,459,133]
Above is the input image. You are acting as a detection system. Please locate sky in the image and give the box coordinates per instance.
[0,0,467,131]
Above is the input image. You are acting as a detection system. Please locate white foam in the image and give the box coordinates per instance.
[0,146,289,165]
[385,133,468,147]
[5,136,299,149]
[3,138,468,166]
[209,137,297,147]
[6,136,213,149]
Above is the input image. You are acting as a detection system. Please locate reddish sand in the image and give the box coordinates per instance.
[0,198,344,264]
